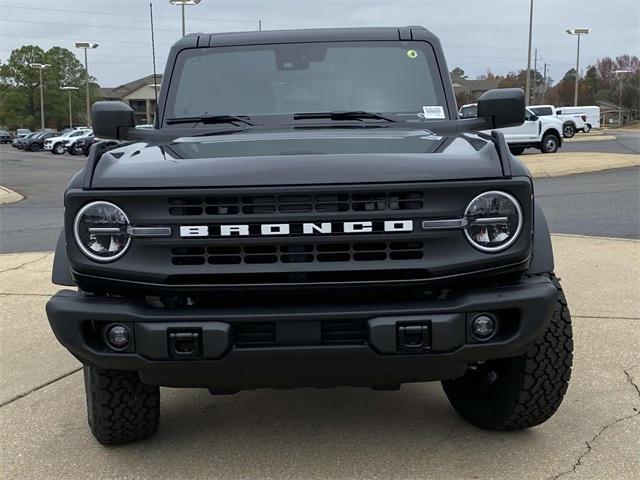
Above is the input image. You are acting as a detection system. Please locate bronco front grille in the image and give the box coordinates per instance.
[168,191,423,216]
[171,241,424,265]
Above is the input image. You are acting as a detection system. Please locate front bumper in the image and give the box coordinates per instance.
[46,276,557,390]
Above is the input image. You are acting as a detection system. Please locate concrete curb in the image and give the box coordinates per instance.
[0,186,23,205]
[564,135,617,143]
[523,152,640,178]
[551,233,640,243]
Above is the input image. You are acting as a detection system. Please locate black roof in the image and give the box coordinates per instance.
[171,26,438,49]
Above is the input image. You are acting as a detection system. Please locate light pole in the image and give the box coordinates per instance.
[73,42,99,127]
[61,86,79,128]
[29,63,50,130]
[169,0,202,37]
[525,0,534,105]
[566,28,591,106]
[613,69,632,126]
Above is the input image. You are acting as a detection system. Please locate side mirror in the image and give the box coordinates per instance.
[527,114,539,122]
[91,101,135,140]
[477,88,525,129]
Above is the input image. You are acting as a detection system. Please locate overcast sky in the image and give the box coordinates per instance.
[1,0,638,87]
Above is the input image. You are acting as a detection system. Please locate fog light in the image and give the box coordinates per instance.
[106,324,130,350]
[471,315,496,340]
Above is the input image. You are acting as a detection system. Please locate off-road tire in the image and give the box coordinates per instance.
[442,273,573,430]
[563,123,576,138]
[509,146,526,156]
[540,133,560,153]
[582,123,592,133]
[84,366,160,445]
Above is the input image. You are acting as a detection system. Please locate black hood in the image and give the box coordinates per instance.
[90,128,503,189]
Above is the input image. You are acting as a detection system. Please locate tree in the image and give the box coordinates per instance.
[0,45,102,130]
[450,67,466,79]
[0,45,45,128]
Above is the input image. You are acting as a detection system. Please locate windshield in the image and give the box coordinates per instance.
[459,105,477,119]
[530,107,553,116]
[164,41,447,123]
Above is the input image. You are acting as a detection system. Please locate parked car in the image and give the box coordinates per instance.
[44,129,92,155]
[556,106,601,130]
[24,131,57,152]
[12,130,32,147]
[67,134,96,155]
[529,104,587,137]
[14,132,39,149]
[458,104,477,119]
[459,104,563,154]
[0,129,12,144]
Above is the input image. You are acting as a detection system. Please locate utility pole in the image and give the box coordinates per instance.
[61,86,79,129]
[533,48,538,103]
[613,69,632,126]
[258,19,262,31]
[525,0,534,105]
[542,63,548,103]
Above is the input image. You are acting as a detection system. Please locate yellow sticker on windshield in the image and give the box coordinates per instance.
[406,49,418,59]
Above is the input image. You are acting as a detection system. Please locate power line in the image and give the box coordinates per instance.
[0,4,296,28]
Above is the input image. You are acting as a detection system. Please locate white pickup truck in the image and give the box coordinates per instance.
[528,104,588,138]
[459,104,563,154]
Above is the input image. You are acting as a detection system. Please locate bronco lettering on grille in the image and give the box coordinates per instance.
[179,220,414,238]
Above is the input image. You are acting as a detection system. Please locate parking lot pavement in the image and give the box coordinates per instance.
[0,235,638,480]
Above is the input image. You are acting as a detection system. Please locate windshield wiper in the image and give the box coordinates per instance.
[293,111,397,123]
[166,115,254,126]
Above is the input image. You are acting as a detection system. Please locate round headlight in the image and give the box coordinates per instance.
[464,191,523,253]
[74,201,131,262]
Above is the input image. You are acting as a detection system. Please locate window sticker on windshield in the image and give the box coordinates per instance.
[422,106,445,119]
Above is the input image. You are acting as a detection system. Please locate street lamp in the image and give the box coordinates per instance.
[613,69,632,126]
[29,63,50,130]
[74,42,99,127]
[169,0,202,37]
[566,28,591,106]
[61,86,79,128]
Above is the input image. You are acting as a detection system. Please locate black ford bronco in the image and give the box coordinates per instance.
[46,27,573,445]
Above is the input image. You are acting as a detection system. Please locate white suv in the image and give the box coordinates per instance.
[44,129,92,155]
[459,104,563,154]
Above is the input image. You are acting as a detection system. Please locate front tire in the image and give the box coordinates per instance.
[442,273,573,430]
[52,143,66,155]
[29,143,41,152]
[583,123,592,133]
[84,366,160,445]
[563,123,576,138]
[540,133,560,153]
[509,146,526,156]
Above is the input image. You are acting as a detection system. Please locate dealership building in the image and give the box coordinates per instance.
[100,74,162,125]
